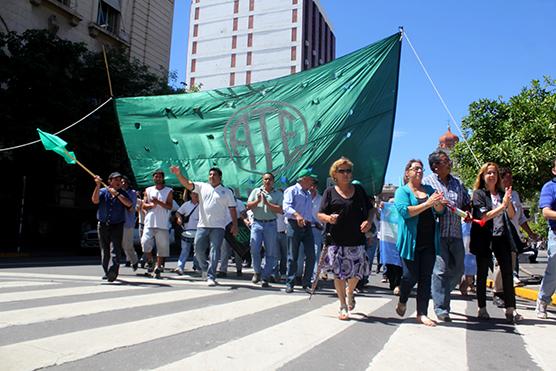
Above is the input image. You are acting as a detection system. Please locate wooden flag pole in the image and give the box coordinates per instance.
[63,149,108,188]
[102,45,114,97]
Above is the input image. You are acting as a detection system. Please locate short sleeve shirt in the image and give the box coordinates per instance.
[319,185,372,246]
[539,179,556,230]
[248,188,283,220]
[177,201,200,230]
[193,182,236,229]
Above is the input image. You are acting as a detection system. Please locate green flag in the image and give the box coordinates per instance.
[115,32,402,197]
[37,129,76,164]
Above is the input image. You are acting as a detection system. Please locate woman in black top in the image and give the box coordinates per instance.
[470,162,522,323]
[318,157,373,320]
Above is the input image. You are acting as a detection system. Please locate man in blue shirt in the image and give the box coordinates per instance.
[536,158,556,319]
[121,176,139,271]
[92,172,132,282]
[283,169,316,293]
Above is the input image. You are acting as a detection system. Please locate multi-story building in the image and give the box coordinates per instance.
[186,0,335,90]
[1,0,175,74]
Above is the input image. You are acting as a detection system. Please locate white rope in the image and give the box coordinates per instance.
[0,97,113,152]
[402,30,481,167]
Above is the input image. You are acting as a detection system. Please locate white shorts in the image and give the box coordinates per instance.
[141,227,170,257]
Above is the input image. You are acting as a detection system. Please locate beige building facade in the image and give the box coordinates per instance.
[1,0,175,74]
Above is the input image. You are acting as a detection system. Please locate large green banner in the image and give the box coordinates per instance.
[115,32,402,197]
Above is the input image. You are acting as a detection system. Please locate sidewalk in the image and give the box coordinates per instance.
[487,249,556,305]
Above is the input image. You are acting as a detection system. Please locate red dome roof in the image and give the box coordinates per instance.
[439,126,459,148]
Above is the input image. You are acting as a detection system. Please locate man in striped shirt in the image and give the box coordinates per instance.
[423,150,471,322]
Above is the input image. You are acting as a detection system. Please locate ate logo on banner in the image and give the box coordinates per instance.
[224,101,308,174]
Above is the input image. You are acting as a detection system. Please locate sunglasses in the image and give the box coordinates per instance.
[337,168,352,174]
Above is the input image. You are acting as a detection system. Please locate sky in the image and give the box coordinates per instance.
[169,0,556,186]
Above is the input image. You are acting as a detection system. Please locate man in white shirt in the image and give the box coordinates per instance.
[141,170,174,279]
[170,166,238,286]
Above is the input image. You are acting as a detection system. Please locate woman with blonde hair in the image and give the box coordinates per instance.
[394,159,445,327]
[318,157,373,320]
[470,162,522,323]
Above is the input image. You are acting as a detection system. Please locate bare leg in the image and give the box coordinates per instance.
[334,278,347,308]
[346,277,359,310]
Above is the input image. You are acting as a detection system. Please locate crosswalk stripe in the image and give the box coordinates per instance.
[0,284,146,304]
[0,289,224,328]
[0,281,60,289]
[515,309,556,369]
[366,299,469,371]
[155,297,391,371]
[0,293,306,371]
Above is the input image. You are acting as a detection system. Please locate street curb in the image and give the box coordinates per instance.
[486,279,556,305]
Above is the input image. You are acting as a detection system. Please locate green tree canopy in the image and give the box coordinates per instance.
[451,77,556,201]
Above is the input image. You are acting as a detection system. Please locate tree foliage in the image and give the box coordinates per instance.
[451,77,556,202]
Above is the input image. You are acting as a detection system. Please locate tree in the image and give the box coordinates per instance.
[451,77,556,202]
[0,29,184,252]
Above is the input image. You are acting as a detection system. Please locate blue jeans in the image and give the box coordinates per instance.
[399,245,436,316]
[274,231,288,277]
[177,235,200,271]
[250,220,278,280]
[219,239,242,273]
[194,227,225,280]
[286,222,315,288]
[431,237,465,316]
[296,227,323,279]
[539,230,556,303]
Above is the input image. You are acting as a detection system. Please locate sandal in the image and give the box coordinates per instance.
[347,294,356,311]
[338,306,349,321]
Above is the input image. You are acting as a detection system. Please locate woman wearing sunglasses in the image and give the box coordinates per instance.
[394,159,445,326]
[317,157,373,320]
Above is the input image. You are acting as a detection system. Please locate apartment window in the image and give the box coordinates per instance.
[56,0,71,6]
[190,59,196,72]
[249,0,255,11]
[230,72,235,86]
[192,41,197,54]
[194,7,200,20]
[96,0,120,34]
[292,0,298,4]
[292,8,297,23]
[291,46,296,61]
[234,0,239,14]
[246,51,252,65]
[248,15,254,29]
[247,33,253,47]
[193,24,199,37]
[233,17,238,31]
[291,27,297,42]
[290,66,296,74]
[232,35,237,49]
[246,71,252,85]
[190,77,196,87]
[231,54,236,67]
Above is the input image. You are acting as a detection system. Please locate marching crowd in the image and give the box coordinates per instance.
[91,150,556,325]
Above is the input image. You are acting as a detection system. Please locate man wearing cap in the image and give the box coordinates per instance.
[92,172,132,282]
[170,165,238,287]
[246,172,283,287]
[141,169,174,279]
[121,176,139,271]
[283,169,316,293]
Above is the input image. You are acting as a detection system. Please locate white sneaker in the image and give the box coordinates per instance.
[536,299,548,319]
[207,278,217,287]
[201,271,208,280]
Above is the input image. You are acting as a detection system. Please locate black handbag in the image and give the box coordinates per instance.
[503,212,526,254]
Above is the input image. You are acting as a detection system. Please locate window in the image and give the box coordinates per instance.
[291,27,297,42]
[292,0,298,4]
[290,66,296,74]
[234,0,239,14]
[231,53,236,68]
[292,8,297,23]
[246,71,252,84]
[192,41,197,54]
[96,0,120,34]
[193,24,199,37]
[248,15,254,29]
[232,35,237,49]
[230,72,235,86]
[233,17,238,31]
[246,51,252,65]
[247,33,253,47]
[194,7,200,20]
[190,77,196,87]
[56,0,71,6]
[291,46,296,61]
[249,0,255,11]
[191,59,196,72]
